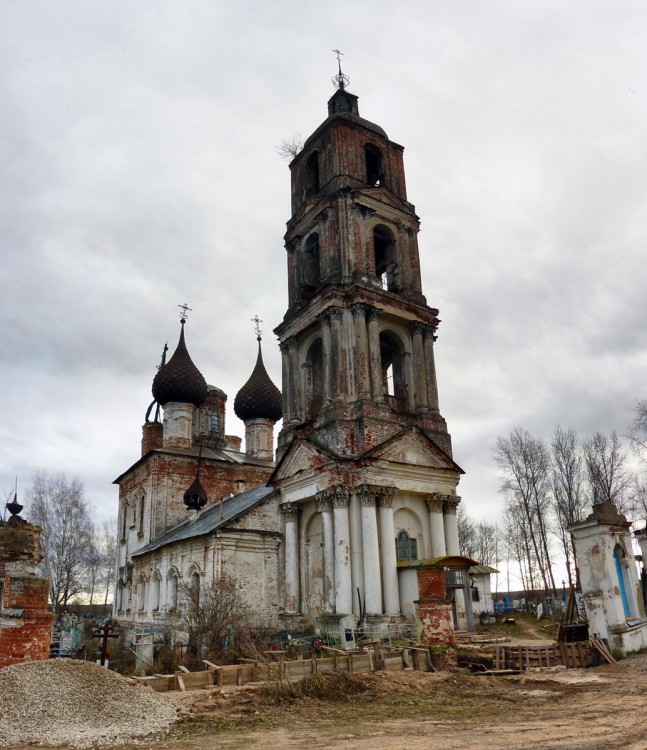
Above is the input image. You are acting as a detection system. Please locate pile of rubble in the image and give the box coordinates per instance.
[0,659,180,748]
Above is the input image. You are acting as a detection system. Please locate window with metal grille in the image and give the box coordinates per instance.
[396,530,417,563]
[445,569,465,587]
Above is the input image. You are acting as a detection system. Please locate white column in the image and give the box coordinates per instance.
[367,307,383,402]
[318,312,333,406]
[316,491,335,613]
[332,486,353,614]
[349,490,364,617]
[351,303,371,398]
[423,325,440,413]
[410,322,429,413]
[286,337,300,423]
[279,342,290,422]
[329,307,344,401]
[443,496,461,556]
[378,489,400,614]
[282,503,300,613]
[359,485,383,615]
[427,494,447,559]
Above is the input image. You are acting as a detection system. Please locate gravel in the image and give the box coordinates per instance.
[0,659,181,748]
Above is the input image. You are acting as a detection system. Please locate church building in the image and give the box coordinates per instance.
[114,70,467,631]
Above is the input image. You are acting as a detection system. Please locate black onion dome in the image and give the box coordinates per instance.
[234,341,283,422]
[152,321,208,407]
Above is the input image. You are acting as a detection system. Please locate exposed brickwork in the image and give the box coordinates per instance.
[414,567,456,658]
[0,522,53,668]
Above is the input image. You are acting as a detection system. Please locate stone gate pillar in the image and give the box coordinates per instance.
[0,511,53,668]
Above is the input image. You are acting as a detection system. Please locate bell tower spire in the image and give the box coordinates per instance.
[274,78,450,459]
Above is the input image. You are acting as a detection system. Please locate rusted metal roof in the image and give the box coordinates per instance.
[132,484,276,557]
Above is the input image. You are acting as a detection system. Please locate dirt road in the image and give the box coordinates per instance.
[135,656,647,750]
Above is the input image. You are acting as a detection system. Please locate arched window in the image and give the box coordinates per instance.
[138,494,145,536]
[303,233,321,291]
[365,144,382,186]
[373,225,397,291]
[167,572,178,612]
[121,502,128,540]
[152,572,161,611]
[380,331,407,410]
[613,544,632,619]
[396,530,418,563]
[304,338,324,420]
[138,576,146,612]
[190,571,201,609]
[305,151,320,195]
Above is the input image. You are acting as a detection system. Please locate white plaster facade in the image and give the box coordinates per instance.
[570,502,647,653]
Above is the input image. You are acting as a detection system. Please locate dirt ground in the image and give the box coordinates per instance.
[120,653,647,750]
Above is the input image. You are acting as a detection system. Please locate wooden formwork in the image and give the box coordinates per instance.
[133,647,424,693]
[493,641,597,670]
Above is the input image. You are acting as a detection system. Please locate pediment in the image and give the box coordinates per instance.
[272,439,330,482]
[368,429,457,471]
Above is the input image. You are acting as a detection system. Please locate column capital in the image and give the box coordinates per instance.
[316,310,332,326]
[351,302,370,319]
[443,495,461,515]
[315,208,329,225]
[281,502,301,521]
[315,491,333,513]
[366,306,382,323]
[355,484,380,507]
[410,321,425,337]
[377,487,397,508]
[328,306,344,321]
[279,341,289,354]
[426,493,444,513]
[351,202,376,218]
[330,485,350,508]
[285,336,298,352]
[422,324,438,342]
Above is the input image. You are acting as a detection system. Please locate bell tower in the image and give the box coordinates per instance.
[275,70,451,460]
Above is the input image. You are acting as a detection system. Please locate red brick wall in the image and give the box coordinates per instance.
[0,523,53,668]
[414,567,456,651]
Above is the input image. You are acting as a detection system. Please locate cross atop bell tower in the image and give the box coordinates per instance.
[274,79,450,460]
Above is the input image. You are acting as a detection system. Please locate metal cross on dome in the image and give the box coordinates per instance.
[332,48,349,90]
[251,314,263,341]
[178,303,192,322]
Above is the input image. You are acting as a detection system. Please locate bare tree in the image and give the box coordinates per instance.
[100,519,117,605]
[551,425,588,586]
[473,521,499,568]
[494,428,557,595]
[457,503,476,558]
[276,133,303,161]
[84,518,117,605]
[583,431,632,514]
[502,493,541,594]
[179,575,251,664]
[628,399,647,461]
[26,472,94,617]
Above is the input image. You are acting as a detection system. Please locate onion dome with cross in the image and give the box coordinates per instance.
[234,316,282,423]
[152,306,208,407]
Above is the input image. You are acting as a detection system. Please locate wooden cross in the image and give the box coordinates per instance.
[92,621,120,667]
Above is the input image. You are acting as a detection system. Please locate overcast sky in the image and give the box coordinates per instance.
[1,1,646,531]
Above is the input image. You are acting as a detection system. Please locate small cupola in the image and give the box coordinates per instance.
[234,317,282,460]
